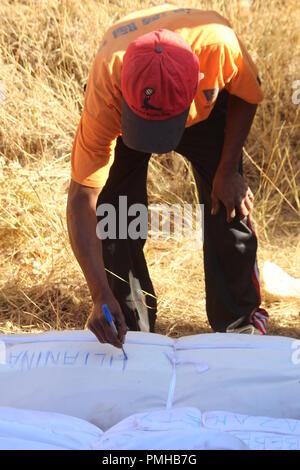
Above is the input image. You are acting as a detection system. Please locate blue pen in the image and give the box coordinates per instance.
[102,304,128,360]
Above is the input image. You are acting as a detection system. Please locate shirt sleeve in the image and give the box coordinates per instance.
[222,38,263,104]
[71,51,122,188]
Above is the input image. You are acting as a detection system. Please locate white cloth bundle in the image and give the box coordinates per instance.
[0,330,299,432]
[1,406,300,450]
[0,406,103,450]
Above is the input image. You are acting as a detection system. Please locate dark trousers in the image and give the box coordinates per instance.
[97,91,263,332]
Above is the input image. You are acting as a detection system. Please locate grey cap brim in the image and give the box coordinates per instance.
[121,98,189,154]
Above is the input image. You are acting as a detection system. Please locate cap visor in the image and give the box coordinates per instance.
[121,98,189,153]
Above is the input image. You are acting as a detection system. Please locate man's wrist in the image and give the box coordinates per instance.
[216,160,239,176]
[91,284,111,305]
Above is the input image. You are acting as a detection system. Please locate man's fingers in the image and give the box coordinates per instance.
[226,202,236,223]
[244,195,253,213]
[115,317,128,344]
[103,323,123,348]
[96,316,122,348]
[227,208,236,223]
[88,321,106,344]
[247,187,254,199]
[211,194,220,215]
[239,199,250,219]
[89,317,122,348]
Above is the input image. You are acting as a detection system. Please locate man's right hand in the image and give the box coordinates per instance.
[87,290,128,348]
[67,181,128,349]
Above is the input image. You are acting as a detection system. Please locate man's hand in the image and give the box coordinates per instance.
[211,169,254,223]
[211,94,257,223]
[87,289,128,348]
[67,181,128,348]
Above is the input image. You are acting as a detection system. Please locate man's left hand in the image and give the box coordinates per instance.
[211,169,254,223]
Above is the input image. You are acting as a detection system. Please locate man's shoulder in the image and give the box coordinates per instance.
[93,6,239,79]
[190,11,239,51]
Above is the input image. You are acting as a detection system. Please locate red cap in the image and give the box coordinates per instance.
[121,29,201,153]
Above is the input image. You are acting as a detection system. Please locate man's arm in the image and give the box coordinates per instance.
[67,180,127,347]
[211,94,256,222]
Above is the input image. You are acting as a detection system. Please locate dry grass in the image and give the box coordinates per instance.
[0,0,299,338]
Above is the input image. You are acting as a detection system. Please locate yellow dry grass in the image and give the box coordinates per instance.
[0,0,299,338]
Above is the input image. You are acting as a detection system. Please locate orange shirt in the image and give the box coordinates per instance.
[71,4,263,188]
